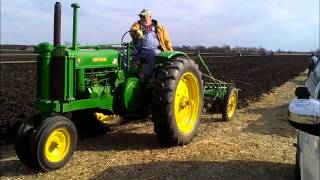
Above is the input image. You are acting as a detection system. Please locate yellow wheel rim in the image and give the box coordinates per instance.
[227,90,237,118]
[45,128,71,163]
[174,72,200,134]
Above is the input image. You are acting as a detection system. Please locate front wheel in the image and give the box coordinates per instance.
[152,57,203,145]
[29,115,77,171]
[15,121,35,169]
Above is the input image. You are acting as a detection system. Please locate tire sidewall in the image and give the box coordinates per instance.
[15,122,35,168]
[222,86,238,121]
[170,59,203,142]
[31,116,77,171]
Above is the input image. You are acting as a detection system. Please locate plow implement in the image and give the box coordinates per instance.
[194,51,238,121]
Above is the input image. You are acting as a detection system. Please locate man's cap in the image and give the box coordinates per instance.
[139,9,152,17]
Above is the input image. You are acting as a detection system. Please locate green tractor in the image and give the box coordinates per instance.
[15,2,238,171]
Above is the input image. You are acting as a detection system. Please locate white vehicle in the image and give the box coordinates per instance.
[288,60,320,180]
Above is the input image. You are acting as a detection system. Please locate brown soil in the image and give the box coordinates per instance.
[0,54,309,143]
[0,70,306,179]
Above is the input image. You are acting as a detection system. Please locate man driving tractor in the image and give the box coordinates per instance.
[14,3,238,172]
[130,9,173,80]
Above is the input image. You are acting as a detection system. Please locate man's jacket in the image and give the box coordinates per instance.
[130,19,173,51]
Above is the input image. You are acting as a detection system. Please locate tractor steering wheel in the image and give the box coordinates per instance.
[120,31,141,69]
[120,30,138,54]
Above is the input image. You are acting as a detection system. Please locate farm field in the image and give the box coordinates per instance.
[0,69,308,179]
[0,52,309,179]
[1,0,317,179]
[0,53,309,143]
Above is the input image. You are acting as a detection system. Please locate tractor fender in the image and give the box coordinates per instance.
[155,51,189,63]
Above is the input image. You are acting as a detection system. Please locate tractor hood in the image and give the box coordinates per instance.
[52,47,120,69]
[73,49,120,68]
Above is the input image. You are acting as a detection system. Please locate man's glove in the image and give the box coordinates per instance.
[136,30,143,39]
[130,29,144,39]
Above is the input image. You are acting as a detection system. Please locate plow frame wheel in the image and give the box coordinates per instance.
[221,86,238,121]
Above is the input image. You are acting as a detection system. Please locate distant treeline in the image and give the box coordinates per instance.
[1,44,318,54]
[173,45,317,54]
[174,45,266,53]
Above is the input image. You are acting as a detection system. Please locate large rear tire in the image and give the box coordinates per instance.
[152,57,203,145]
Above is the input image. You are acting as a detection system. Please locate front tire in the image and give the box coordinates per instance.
[15,121,35,169]
[30,115,77,171]
[152,57,203,145]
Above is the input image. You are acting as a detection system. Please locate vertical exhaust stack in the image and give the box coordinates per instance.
[54,2,61,46]
[71,3,80,50]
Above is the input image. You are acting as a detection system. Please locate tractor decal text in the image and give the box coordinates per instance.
[92,57,107,62]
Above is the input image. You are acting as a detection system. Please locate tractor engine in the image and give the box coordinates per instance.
[50,47,120,101]
[36,42,127,114]
[34,2,141,115]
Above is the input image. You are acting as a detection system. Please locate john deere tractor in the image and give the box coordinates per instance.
[15,2,238,171]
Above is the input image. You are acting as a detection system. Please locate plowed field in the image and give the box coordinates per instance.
[0,54,309,143]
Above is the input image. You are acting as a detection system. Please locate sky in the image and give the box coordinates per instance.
[1,0,319,51]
